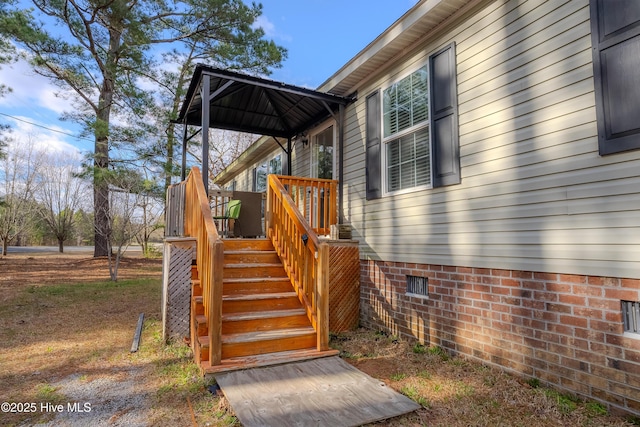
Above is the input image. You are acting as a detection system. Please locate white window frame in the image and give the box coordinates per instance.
[381,63,433,196]
[310,120,336,180]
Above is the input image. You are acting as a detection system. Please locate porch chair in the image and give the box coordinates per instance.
[213,199,241,237]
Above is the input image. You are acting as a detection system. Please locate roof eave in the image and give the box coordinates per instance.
[319,0,478,95]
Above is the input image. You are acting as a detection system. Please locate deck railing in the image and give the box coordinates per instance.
[183,167,223,365]
[275,175,337,236]
[266,174,333,351]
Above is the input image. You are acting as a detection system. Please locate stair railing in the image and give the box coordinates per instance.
[183,167,224,365]
[274,176,338,236]
[266,174,335,351]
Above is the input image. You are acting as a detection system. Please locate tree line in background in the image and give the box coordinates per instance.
[0,137,165,278]
[0,0,286,259]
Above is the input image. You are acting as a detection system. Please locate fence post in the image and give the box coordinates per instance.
[209,238,224,365]
[316,242,330,351]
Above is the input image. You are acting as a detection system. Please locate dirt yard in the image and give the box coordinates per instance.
[0,252,638,427]
[0,252,233,427]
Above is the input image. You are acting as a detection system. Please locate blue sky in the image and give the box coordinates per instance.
[0,0,417,154]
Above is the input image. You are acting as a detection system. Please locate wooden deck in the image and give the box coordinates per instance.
[170,169,359,374]
[215,356,420,427]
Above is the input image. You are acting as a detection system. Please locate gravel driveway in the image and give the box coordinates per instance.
[28,365,153,427]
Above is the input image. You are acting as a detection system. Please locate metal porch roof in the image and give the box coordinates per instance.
[177,65,353,139]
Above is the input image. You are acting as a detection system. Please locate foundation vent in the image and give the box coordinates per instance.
[622,300,640,335]
[406,275,429,297]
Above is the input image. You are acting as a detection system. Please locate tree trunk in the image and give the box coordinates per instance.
[93,135,111,257]
[58,238,64,253]
[93,26,121,258]
[2,239,6,256]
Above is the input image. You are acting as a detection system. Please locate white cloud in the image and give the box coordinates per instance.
[254,15,276,37]
[254,15,292,43]
[0,57,78,115]
[5,115,84,156]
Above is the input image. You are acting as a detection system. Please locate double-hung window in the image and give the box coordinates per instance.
[366,43,460,200]
[383,66,431,193]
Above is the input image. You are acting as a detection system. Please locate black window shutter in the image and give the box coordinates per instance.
[429,42,460,187]
[365,91,382,200]
[590,0,640,155]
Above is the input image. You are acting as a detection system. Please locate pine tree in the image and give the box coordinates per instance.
[0,0,286,256]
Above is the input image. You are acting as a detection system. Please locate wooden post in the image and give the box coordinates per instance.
[209,238,224,365]
[266,177,272,237]
[316,243,330,351]
[201,75,210,196]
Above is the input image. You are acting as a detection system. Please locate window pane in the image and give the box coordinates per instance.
[386,127,430,192]
[313,126,334,179]
[412,68,429,125]
[269,155,282,174]
[383,86,397,138]
[255,163,268,192]
[415,128,431,187]
[383,65,429,137]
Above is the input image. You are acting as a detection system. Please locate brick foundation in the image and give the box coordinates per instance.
[360,260,640,415]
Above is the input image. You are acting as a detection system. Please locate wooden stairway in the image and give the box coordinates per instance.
[191,238,337,374]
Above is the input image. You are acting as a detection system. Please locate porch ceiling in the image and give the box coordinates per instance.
[176,65,353,139]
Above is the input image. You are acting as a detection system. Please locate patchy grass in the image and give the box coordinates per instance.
[0,253,237,427]
[132,321,238,426]
[1,254,637,426]
[330,329,637,427]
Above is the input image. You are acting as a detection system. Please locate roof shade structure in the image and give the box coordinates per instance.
[176,65,354,194]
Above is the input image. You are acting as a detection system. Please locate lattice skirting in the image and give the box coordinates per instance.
[328,242,360,332]
[162,238,196,342]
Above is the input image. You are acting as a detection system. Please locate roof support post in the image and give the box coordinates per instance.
[201,74,211,195]
[338,103,345,224]
[287,137,292,176]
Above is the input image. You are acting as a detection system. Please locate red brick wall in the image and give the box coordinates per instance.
[360,259,640,415]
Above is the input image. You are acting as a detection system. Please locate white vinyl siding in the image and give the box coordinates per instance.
[342,0,640,279]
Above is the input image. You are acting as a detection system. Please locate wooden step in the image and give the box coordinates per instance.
[199,326,318,362]
[224,250,280,264]
[223,277,292,295]
[223,238,274,252]
[195,314,207,337]
[222,292,301,313]
[199,335,210,362]
[223,263,286,279]
[192,279,202,296]
[221,327,317,359]
[193,295,204,315]
[221,308,309,334]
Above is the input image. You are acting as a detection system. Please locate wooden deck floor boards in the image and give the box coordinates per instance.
[215,356,420,427]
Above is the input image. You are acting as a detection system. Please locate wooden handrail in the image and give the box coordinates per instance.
[183,167,223,365]
[266,174,330,351]
[275,175,338,236]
